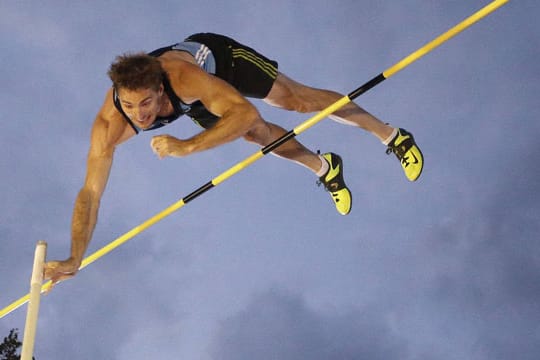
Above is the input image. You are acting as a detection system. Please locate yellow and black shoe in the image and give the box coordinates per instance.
[317,152,352,215]
[386,128,424,181]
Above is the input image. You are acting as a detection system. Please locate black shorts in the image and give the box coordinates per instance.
[184,33,279,98]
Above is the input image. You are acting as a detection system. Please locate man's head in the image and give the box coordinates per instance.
[108,53,165,128]
[108,52,164,91]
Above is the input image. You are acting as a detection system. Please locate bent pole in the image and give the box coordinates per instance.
[0,0,509,320]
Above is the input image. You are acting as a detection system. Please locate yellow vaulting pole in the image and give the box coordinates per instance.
[0,0,509,319]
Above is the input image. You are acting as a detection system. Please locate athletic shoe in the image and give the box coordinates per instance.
[317,152,352,215]
[386,128,424,181]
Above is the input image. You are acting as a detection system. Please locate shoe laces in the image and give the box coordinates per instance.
[317,179,342,197]
[386,132,414,164]
[386,145,405,159]
[387,145,412,167]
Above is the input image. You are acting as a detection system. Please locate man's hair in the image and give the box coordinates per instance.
[107,52,165,91]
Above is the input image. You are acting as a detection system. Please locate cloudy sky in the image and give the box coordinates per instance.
[1,0,539,359]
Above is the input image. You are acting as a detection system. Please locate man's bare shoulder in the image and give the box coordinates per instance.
[157,51,205,83]
[157,52,212,103]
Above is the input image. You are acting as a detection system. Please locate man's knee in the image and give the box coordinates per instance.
[242,130,258,143]
[243,121,269,144]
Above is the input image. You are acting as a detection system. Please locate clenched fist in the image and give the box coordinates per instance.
[150,134,193,159]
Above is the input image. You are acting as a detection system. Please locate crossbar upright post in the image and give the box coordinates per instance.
[20,241,47,360]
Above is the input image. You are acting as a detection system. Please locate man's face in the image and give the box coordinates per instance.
[117,85,163,129]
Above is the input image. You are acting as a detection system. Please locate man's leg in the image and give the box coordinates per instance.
[245,119,321,171]
[244,119,352,215]
[263,73,393,139]
[264,73,424,181]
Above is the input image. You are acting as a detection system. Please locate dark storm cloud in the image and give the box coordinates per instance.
[210,288,408,360]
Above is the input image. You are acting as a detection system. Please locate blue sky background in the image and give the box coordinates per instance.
[1,1,539,359]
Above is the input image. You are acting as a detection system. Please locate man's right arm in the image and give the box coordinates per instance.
[44,90,133,286]
[69,118,115,270]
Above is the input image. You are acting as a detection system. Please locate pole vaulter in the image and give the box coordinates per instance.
[0,0,509,319]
